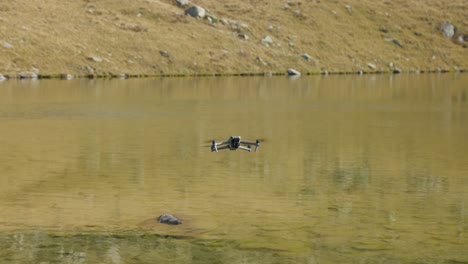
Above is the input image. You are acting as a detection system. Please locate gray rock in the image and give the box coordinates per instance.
[344,5,352,13]
[301,53,312,61]
[185,6,206,18]
[457,34,467,43]
[1,41,13,49]
[157,214,182,225]
[392,39,402,48]
[256,56,268,66]
[19,72,38,79]
[441,22,455,38]
[176,0,189,7]
[61,74,73,80]
[367,63,376,70]
[84,65,95,74]
[87,56,103,63]
[0,74,7,81]
[206,14,217,24]
[160,50,171,58]
[261,35,273,46]
[287,68,301,76]
[238,33,249,40]
[385,38,402,48]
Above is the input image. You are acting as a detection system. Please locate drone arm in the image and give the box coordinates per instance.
[240,140,261,152]
[238,146,252,152]
[215,145,230,151]
[211,139,231,152]
[216,141,230,146]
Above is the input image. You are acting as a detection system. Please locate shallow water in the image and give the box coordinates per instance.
[0,74,467,263]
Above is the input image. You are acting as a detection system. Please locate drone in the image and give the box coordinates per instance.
[210,136,261,152]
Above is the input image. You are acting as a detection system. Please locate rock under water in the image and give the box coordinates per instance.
[157,214,182,225]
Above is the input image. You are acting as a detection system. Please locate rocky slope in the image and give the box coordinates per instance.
[0,0,466,78]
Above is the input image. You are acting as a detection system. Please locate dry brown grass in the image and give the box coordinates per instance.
[0,0,466,77]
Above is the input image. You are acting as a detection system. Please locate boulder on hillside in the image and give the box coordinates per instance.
[185,6,206,18]
[287,68,301,76]
[176,0,189,7]
[261,35,273,46]
[441,22,456,38]
[1,40,14,49]
[367,63,376,70]
[301,53,312,61]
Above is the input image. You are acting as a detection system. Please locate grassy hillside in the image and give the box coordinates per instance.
[0,0,466,77]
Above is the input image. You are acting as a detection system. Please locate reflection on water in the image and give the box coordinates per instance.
[0,74,467,263]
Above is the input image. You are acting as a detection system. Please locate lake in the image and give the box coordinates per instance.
[0,74,467,263]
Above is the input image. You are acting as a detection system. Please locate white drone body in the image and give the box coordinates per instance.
[211,136,260,152]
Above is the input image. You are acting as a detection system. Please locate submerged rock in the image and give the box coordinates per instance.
[157,214,182,225]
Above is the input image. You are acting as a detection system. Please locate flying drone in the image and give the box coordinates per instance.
[210,136,261,152]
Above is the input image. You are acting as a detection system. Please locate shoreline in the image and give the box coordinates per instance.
[0,68,466,81]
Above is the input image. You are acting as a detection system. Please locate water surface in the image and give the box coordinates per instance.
[0,74,467,263]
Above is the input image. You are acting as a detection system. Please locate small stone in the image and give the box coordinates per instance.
[61,74,73,80]
[160,50,171,58]
[261,35,273,46]
[238,33,249,40]
[345,5,352,13]
[441,22,455,38]
[287,68,301,76]
[206,14,217,24]
[1,41,13,49]
[256,56,268,66]
[84,65,95,74]
[87,56,103,63]
[176,0,189,7]
[19,72,38,79]
[457,35,466,43]
[393,68,402,74]
[0,74,7,81]
[157,214,182,225]
[185,6,206,18]
[301,53,312,61]
[367,63,376,70]
[392,39,402,48]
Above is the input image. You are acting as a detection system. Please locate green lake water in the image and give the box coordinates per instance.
[0,74,467,263]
